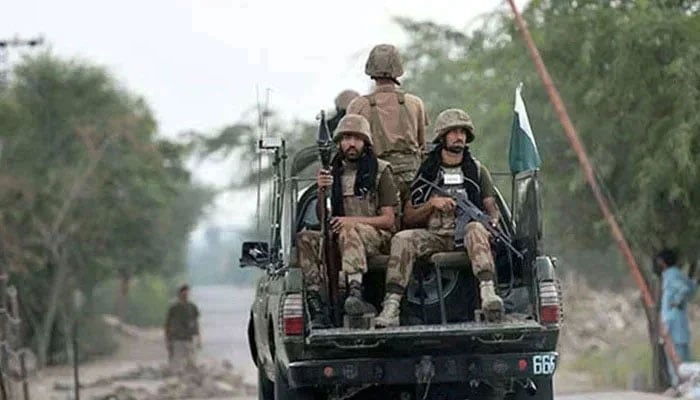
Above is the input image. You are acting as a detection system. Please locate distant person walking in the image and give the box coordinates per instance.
[164,284,202,374]
[656,249,697,388]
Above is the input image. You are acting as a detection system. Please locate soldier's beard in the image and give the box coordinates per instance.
[445,144,465,154]
[343,147,361,161]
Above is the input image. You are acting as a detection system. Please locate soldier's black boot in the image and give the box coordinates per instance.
[344,275,377,317]
[307,290,331,329]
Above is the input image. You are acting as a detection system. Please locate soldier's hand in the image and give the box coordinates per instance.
[317,169,333,189]
[330,216,355,233]
[429,197,456,212]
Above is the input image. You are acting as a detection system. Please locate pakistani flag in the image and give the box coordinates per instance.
[508,83,541,175]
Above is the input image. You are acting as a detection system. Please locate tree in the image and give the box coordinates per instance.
[396,1,700,284]
[0,52,212,365]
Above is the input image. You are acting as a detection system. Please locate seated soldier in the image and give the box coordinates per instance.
[297,114,399,328]
[376,108,503,327]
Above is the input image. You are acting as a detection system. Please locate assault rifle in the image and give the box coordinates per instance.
[316,110,342,326]
[416,176,525,259]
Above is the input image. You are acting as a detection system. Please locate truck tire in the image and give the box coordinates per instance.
[405,269,478,324]
[274,366,316,400]
[258,367,274,400]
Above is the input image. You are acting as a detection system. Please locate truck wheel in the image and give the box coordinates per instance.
[274,366,316,400]
[258,367,274,400]
[405,269,478,324]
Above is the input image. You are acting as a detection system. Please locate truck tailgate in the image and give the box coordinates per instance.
[305,320,558,356]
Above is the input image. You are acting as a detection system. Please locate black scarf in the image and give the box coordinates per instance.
[330,148,378,217]
[410,144,482,209]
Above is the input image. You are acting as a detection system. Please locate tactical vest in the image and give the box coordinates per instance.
[364,92,421,183]
[427,160,483,244]
[341,159,392,218]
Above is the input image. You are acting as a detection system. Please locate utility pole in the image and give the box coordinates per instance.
[505,0,684,386]
[0,35,44,89]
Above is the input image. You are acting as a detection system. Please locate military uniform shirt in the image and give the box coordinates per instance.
[165,301,200,341]
[340,162,399,216]
[427,162,496,236]
[346,84,429,157]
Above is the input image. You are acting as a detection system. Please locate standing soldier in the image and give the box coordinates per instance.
[297,114,399,328]
[347,44,429,217]
[164,284,202,374]
[376,108,503,327]
[327,89,360,133]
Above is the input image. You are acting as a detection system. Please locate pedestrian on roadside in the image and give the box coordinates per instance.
[164,284,202,374]
[656,249,697,389]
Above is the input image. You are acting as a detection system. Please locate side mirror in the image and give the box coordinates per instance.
[240,241,270,268]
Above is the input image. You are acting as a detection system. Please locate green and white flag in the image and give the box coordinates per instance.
[508,83,541,175]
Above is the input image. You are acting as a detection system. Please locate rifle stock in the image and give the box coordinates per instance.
[316,110,342,326]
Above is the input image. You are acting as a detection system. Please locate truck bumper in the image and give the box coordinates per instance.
[288,351,558,388]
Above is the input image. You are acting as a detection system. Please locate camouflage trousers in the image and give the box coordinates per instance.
[297,223,391,292]
[385,222,495,292]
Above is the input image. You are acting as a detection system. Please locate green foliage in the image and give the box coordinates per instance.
[0,52,212,364]
[191,111,318,189]
[396,1,700,282]
[92,275,175,327]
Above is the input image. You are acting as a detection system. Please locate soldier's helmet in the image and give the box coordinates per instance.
[333,114,373,145]
[432,108,476,143]
[334,89,360,110]
[365,44,404,80]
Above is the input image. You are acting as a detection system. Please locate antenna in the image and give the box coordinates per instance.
[255,85,263,235]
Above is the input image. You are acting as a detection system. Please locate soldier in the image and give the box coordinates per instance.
[376,108,503,327]
[164,284,201,374]
[297,114,399,328]
[327,89,360,133]
[346,44,429,214]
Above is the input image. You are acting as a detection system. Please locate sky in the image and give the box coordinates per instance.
[1,0,529,234]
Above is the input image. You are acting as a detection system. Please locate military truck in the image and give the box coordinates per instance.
[241,136,562,400]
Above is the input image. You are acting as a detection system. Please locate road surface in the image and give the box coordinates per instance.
[192,285,669,400]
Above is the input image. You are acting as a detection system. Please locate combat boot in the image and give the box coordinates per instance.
[344,274,377,316]
[306,290,331,329]
[376,293,402,328]
[480,280,504,322]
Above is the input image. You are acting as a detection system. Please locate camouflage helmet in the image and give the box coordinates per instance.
[333,114,373,145]
[334,89,360,110]
[365,44,404,80]
[433,108,476,143]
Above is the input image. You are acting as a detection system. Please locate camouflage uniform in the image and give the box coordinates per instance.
[297,223,391,292]
[377,108,503,327]
[347,44,429,210]
[297,115,399,317]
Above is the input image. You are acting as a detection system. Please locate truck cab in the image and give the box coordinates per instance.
[242,142,562,400]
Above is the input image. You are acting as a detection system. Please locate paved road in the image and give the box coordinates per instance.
[192,284,258,385]
[191,285,669,400]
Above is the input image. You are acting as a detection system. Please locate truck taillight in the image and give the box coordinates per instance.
[283,294,304,336]
[538,281,560,324]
